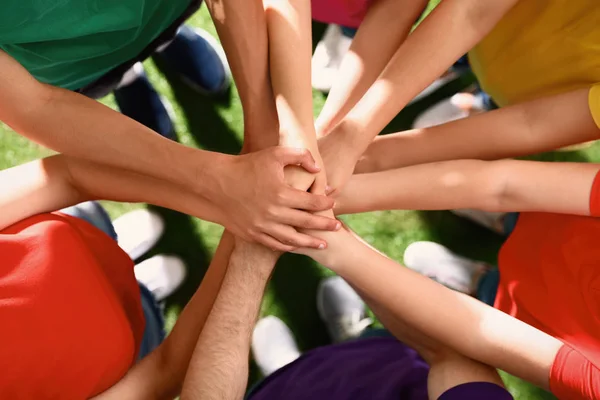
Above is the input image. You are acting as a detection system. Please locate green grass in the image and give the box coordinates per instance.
[2,3,599,399]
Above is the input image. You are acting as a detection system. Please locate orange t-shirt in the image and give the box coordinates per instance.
[0,213,145,399]
[496,172,600,399]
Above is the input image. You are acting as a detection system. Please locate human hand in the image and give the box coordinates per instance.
[291,209,353,268]
[279,127,328,195]
[210,146,340,252]
[318,123,363,196]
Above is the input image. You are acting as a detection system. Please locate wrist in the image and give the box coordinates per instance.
[317,231,357,271]
[279,123,318,150]
[232,239,280,277]
[192,151,236,202]
[334,120,367,159]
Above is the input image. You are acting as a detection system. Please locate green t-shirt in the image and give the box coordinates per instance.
[0,0,192,90]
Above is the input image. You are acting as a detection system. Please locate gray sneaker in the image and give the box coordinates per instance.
[251,316,301,377]
[317,276,373,343]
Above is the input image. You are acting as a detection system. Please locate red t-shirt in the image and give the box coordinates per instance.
[0,213,145,399]
[496,172,600,399]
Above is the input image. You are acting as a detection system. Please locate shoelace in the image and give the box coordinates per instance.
[331,310,373,342]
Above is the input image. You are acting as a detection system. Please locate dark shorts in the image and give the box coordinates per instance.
[76,0,202,99]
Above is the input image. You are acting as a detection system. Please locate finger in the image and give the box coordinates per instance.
[310,171,328,195]
[283,187,335,211]
[276,147,321,173]
[256,232,296,253]
[269,224,326,249]
[280,209,341,231]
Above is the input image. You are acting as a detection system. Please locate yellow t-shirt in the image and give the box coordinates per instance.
[468,0,600,111]
[590,84,600,130]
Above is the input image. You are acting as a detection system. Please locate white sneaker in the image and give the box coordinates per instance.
[317,276,372,343]
[134,255,186,302]
[412,92,487,129]
[112,209,164,261]
[403,241,489,294]
[311,24,353,92]
[252,316,301,377]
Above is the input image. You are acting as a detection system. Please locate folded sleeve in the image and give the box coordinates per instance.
[550,344,600,400]
[590,170,600,217]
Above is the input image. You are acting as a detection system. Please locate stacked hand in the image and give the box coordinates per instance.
[317,122,363,197]
[209,146,340,252]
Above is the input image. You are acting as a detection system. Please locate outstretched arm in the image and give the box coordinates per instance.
[329,0,519,153]
[264,0,328,193]
[0,49,338,250]
[94,235,235,400]
[297,225,562,391]
[204,0,280,150]
[337,158,599,216]
[181,240,278,399]
[0,50,217,190]
[355,87,600,174]
[315,0,428,136]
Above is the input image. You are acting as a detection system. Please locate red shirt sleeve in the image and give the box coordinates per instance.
[590,170,600,217]
[550,345,600,400]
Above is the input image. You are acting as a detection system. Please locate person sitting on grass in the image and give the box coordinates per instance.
[0,150,324,399]
[331,156,600,400]
[248,276,513,400]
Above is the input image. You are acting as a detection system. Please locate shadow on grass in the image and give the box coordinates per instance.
[269,253,331,351]
[142,205,212,311]
[153,57,242,155]
[417,210,504,265]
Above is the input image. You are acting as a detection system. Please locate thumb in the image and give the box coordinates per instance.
[310,171,328,195]
[276,147,321,173]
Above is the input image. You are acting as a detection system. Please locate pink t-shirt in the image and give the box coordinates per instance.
[311,0,372,28]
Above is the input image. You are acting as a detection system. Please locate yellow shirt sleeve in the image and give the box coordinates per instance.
[589,84,600,130]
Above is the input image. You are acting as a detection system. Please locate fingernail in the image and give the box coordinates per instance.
[326,185,332,192]
[318,243,326,250]
[335,222,341,230]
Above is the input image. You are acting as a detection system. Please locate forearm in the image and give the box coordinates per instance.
[327,237,562,389]
[338,0,518,151]
[94,235,234,400]
[0,154,225,232]
[63,155,225,223]
[204,0,279,148]
[356,88,600,173]
[0,58,219,191]
[338,159,599,216]
[265,0,317,149]
[181,241,277,399]
[315,0,427,136]
[338,159,501,215]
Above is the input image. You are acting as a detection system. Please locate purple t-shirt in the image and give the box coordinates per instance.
[248,337,513,400]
